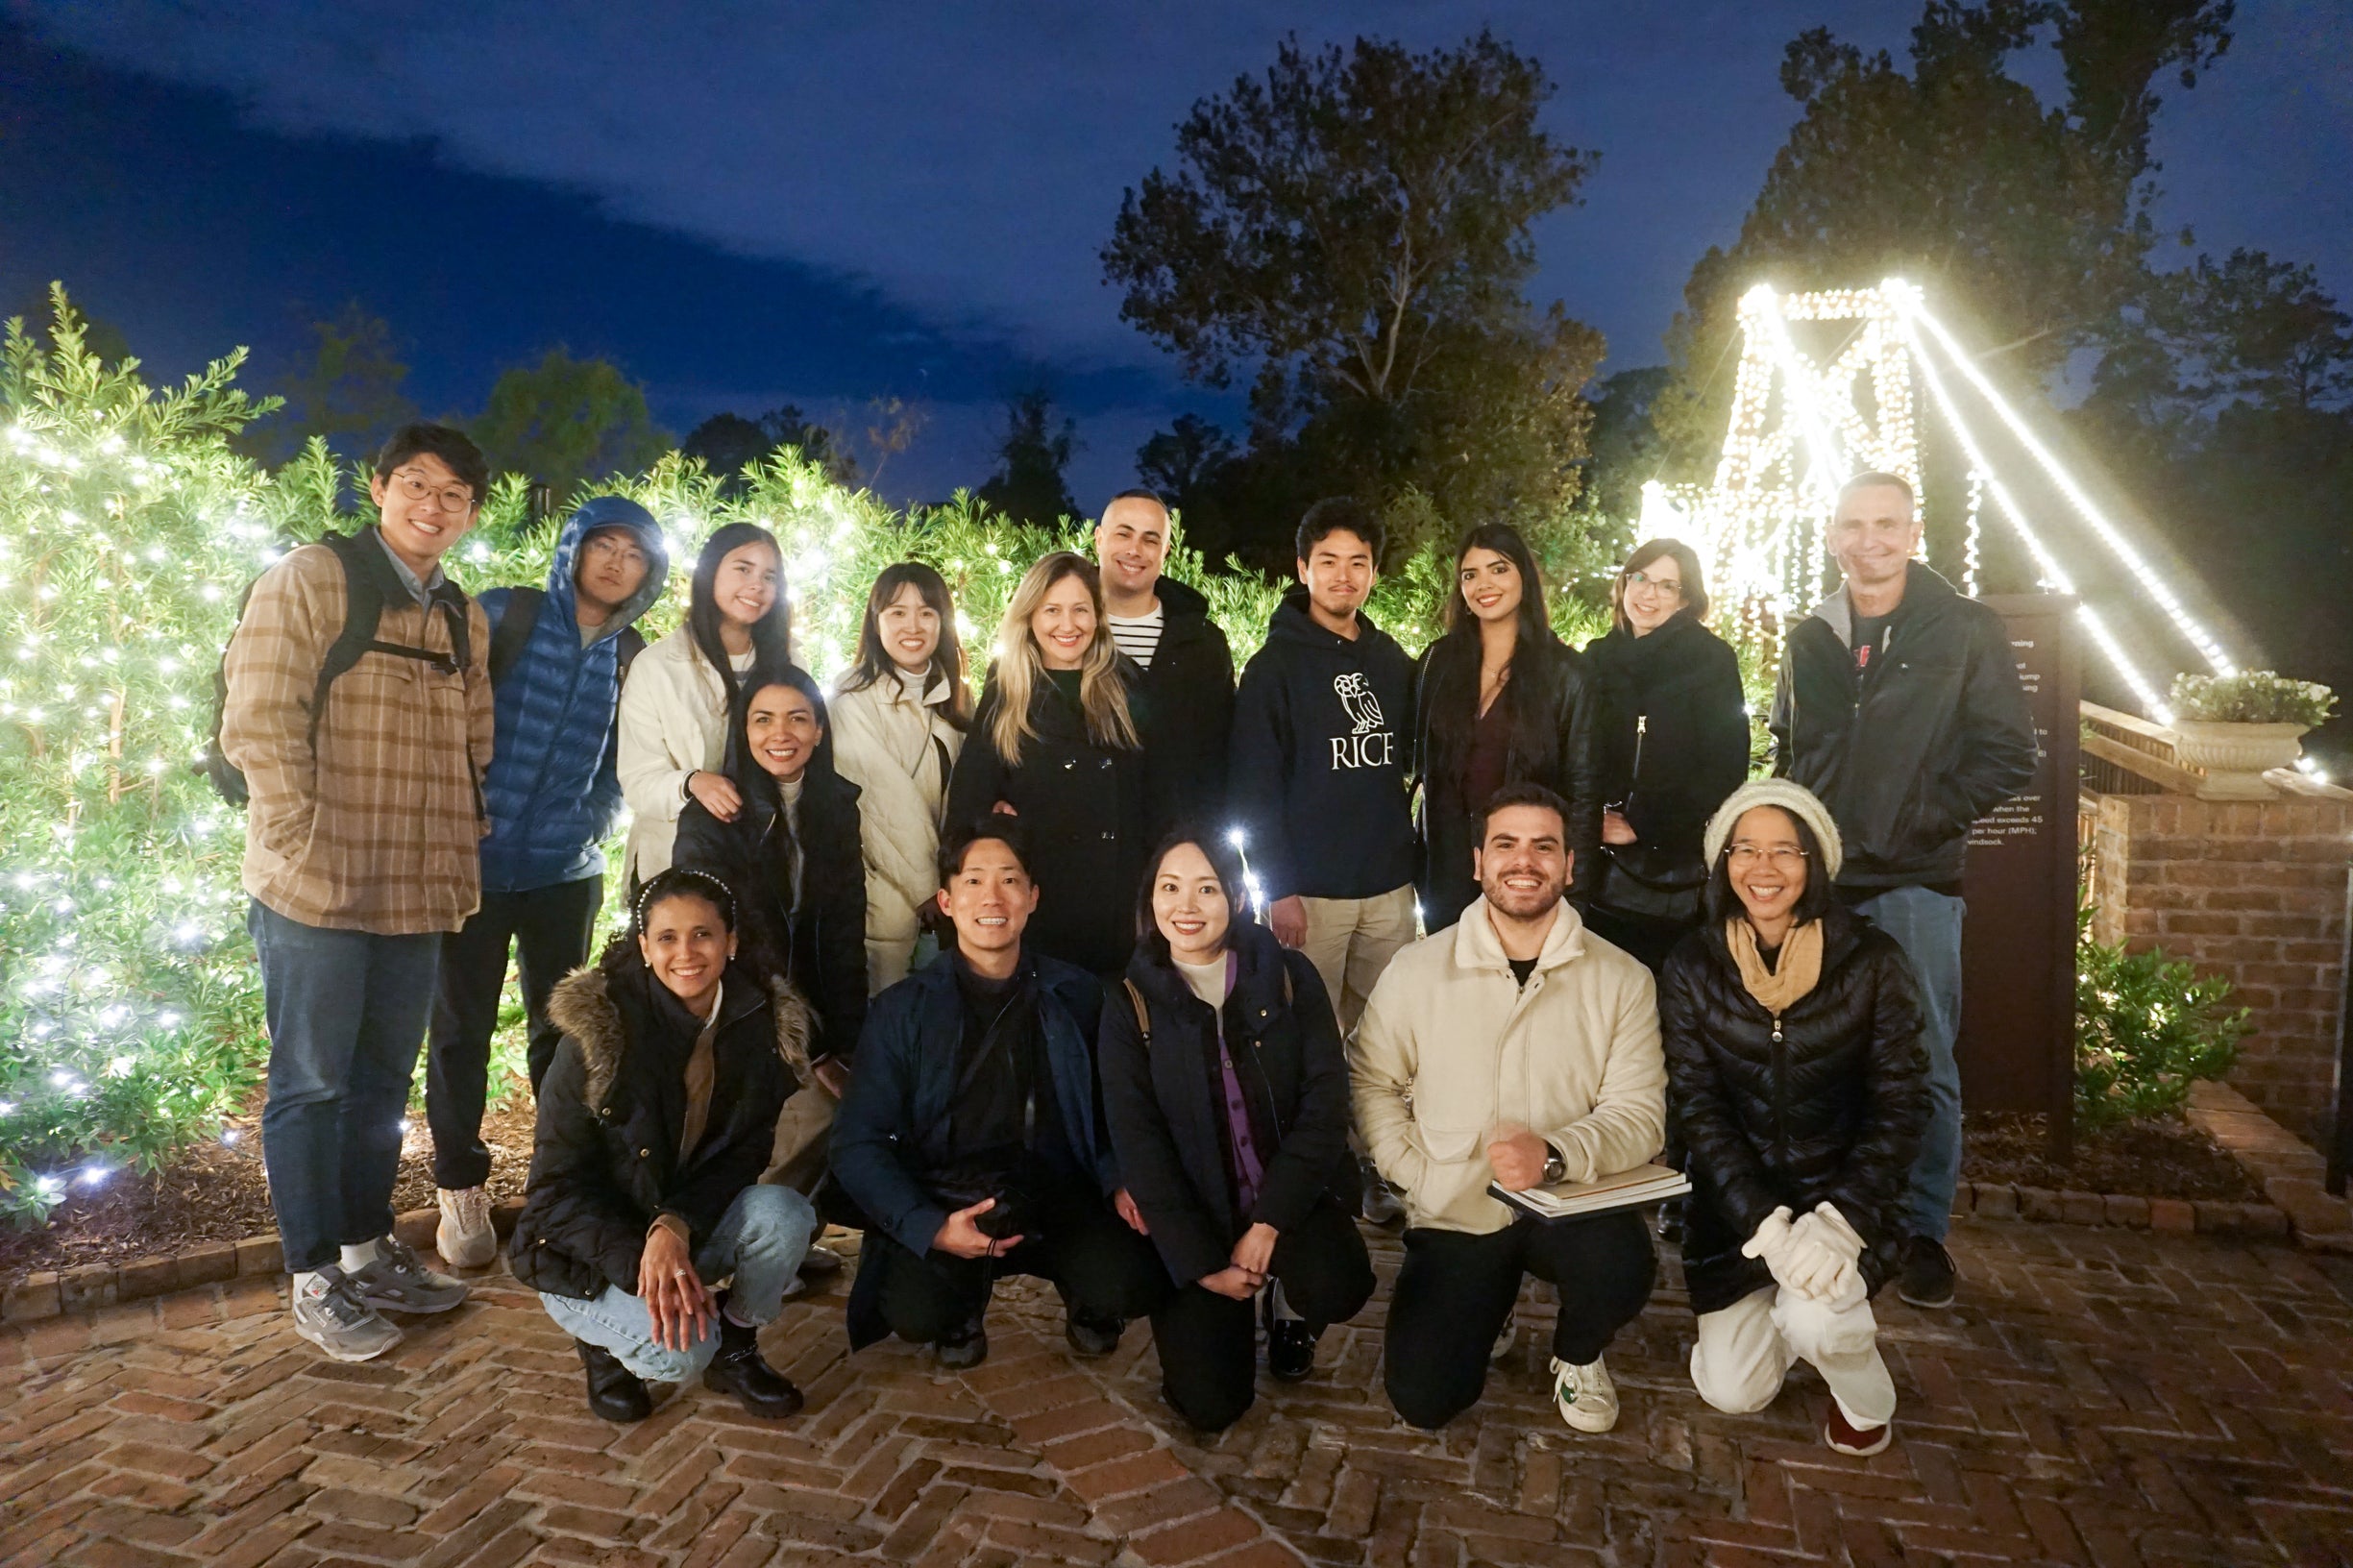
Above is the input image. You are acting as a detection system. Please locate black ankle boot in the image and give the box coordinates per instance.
[1267,1319,1318,1382]
[576,1339,651,1423]
[1066,1311,1124,1358]
[702,1311,803,1418]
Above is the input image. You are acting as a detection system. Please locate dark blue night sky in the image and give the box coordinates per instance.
[4,1,2347,506]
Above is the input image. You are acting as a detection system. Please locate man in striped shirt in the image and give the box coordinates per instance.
[1092,488,1237,824]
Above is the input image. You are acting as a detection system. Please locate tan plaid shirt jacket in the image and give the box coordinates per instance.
[221,540,496,935]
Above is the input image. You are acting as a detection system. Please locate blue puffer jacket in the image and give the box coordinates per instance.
[478,499,670,893]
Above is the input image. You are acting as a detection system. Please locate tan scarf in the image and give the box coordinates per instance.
[1725,919,1825,1016]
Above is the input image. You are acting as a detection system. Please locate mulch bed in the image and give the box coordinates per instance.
[0,1089,540,1288]
[1,1097,2269,1290]
[1961,1110,2261,1201]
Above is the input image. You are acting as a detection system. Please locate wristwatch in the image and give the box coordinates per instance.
[1541,1146,1567,1186]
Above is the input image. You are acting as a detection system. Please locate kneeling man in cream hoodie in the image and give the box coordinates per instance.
[1352,782,1666,1433]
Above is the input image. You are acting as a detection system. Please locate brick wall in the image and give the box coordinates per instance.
[2087,791,2350,1143]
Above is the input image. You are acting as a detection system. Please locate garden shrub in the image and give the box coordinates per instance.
[2073,907,2248,1134]
[0,289,1633,1224]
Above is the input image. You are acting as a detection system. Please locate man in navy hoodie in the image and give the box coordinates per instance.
[426,497,669,1267]
[1227,498,1419,1032]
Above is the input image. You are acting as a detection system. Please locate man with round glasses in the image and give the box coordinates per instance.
[221,423,496,1360]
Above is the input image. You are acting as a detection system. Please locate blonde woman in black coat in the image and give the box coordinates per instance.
[946,551,1158,976]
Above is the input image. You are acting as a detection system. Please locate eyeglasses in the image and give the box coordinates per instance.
[391,471,477,514]
[1625,571,1683,599]
[581,533,647,566]
[1725,844,1807,869]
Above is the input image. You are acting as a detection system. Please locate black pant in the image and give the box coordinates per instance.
[866,1185,1170,1345]
[425,876,602,1189]
[1149,1199,1375,1433]
[1384,1211,1656,1431]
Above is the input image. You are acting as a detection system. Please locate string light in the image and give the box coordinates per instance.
[1895,306,2171,715]
[1888,281,2237,678]
[1686,278,2233,721]
[1963,470,1984,598]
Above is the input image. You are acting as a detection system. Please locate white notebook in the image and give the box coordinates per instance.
[1488,1162,1691,1221]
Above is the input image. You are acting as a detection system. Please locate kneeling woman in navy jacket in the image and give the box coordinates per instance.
[1099,829,1375,1431]
[510,869,818,1425]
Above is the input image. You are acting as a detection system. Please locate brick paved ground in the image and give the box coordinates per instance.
[4,1217,2350,1567]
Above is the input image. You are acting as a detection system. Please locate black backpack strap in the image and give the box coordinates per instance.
[308,533,473,749]
[614,625,646,686]
[487,585,546,686]
[311,534,391,749]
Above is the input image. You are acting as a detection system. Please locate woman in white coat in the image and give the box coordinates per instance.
[828,562,969,992]
[619,523,793,888]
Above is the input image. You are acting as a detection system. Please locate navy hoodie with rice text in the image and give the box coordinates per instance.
[1226,588,1418,904]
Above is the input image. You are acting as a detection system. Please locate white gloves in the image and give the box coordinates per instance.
[1741,1203,1865,1303]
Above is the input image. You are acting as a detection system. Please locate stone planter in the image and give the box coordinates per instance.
[2170,720,2309,799]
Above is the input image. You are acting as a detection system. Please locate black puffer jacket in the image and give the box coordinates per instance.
[1413,630,1604,928]
[1658,906,1930,1314]
[509,959,809,1302]
[945,665,1160,976]
[1098,921,1360,1286]
[1770,564,2037,892]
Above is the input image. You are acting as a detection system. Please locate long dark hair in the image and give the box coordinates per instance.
[1132,825,1255,965]
[1427,523,1561,784]
[688,522,793,709]
[1702,805,1835,929]
[839,561,971,731]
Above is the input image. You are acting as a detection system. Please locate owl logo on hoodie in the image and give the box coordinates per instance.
[1334,671,1385,735]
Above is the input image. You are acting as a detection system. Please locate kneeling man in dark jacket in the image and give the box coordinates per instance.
[511,869,817,1424]
[831,819,1169,1369]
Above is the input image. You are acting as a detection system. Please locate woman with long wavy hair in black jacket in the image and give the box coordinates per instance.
[1411,524,1603,933]
[1658,781,1929,1458]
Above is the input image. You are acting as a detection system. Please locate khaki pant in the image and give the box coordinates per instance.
[1295,885,1419,1033]
[762,1083,839,1194]
[1689,1285,1897,1430]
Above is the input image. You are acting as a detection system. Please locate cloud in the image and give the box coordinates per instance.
[16,0,1924,369]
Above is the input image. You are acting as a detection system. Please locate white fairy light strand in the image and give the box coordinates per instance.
[1887,281,2237,678]
[1894,305,2171,716]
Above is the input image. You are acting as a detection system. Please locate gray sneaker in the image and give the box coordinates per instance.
[292,1267,403,1362]
[350,1236,470,1314]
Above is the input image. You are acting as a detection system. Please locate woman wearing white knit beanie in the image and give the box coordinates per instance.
[1660,780,1931,1455]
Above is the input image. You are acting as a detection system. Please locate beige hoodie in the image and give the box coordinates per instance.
[1350,896,1666,1235]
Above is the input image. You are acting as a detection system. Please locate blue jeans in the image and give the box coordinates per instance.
[541,1185,817,1384]
[1850,886,1965,1241]
[249,900,442,1273]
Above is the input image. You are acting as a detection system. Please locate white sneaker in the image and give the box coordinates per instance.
[1490,1310,1517,1362]
[436,1186,498,1269]
[1550,1353,1619,1433]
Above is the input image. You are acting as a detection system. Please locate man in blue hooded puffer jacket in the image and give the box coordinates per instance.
[426,496,670,1266]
